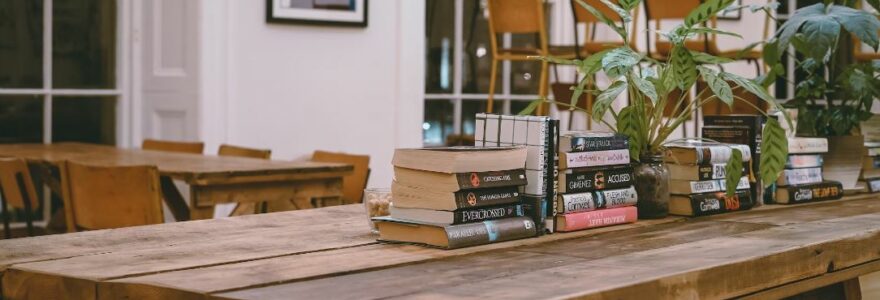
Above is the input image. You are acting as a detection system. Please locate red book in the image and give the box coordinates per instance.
[555,206,637,232]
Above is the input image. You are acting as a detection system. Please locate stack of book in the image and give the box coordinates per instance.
[665,141,755,216]
[375,147,537,249]
[701,115,764,202]
[861,144,880,193]
[768,137,844,204]
[554,132,638,232]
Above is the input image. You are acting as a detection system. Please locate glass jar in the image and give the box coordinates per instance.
[363,188,392,234]
[633,154,670,219]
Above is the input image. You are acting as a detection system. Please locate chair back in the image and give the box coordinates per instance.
[142,139,204,154]
[61,161,163,231]
[571,0,640,54]
[572,0,625,23]
[0,158,38,210]
[218,144,272,160]
[487,0,545,34]
[311,151,370,204]
[644,0,700,20]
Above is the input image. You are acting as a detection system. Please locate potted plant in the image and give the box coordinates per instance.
[520,0,792,218]
[761,1,880,189]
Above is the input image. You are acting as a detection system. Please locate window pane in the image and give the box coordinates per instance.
[461,100,486,136]
[510,60,541,95]
[426,0,454,94]
[510,100,532,116]
[0,1,44,88]
[0,96,43,143]
[461,0,500,94]
[52,0,116,89]
[52,97,116,145]
[423,99,454,146]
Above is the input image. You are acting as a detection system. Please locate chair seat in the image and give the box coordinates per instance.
[653,40,760,61]
[496,46,579,60]
[856,52,880,62]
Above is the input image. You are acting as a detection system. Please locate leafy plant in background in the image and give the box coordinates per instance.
[518,0,792,194]
[761,0,880,136]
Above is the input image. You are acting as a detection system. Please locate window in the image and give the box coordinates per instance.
[423,0,546,146]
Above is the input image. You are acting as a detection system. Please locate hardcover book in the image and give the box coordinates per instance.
[374,216,537,249]
[787,137,829,154]
[669,176,750,195]
[559,149,630,169]
[559,131,629,153]
[391,182,521,211]
[555,206,638,232]
[777,167,823,186]
[702,115,764,176]
[392,146,528,173]
[865,177,880,193]
[558,165,634,193]
[557,186,638,214]
[664,142,752,165]
[786,154,824,169]
[389,203,524,226]
[669,190,754,217]
[667,163,750,181]
[392,167,528,192]
[774,181,844,204]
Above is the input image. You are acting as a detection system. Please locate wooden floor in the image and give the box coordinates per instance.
[1,194,880,299]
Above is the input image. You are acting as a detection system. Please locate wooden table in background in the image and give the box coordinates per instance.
[0,143,352,221]
[2,194,880,299]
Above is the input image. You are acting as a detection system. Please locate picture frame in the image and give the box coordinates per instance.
[717,0,743,20]
[266,0,368,27]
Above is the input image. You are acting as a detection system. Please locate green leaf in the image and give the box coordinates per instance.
[800,15,840,61]
[598,0,632,23]
[698,66,733,108]
[829,5,880,51]
[721,72,790,127]
[593,80,627,118]
[691,51,735,64]
[671,46,698,90]
[724,148,743,197]
[689,27,743,38]
[518,99,542,115]
[762,40,779,67]
[570,75,591,108]
[775,3,824,50]
[531,56,578,65]
[601,47,641,79]
[618,0,641,11]
[574,0,627,39]
[760,118,789,188]
[579,49,612,75]
[868,0,880,12]
[617,106,643,161]
[685,0,735,27]
[632,76,658,104]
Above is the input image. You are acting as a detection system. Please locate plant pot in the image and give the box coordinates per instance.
[634,154,670,219]
[823,135,865,190]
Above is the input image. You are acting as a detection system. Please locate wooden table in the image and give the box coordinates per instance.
[0,143,352,221]
[2,195,880,300]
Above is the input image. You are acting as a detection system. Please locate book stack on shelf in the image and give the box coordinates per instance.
[860,116,880,193]
[701,115,764,202]
[665,141,755,216]
[474,114,559,234]
[375,147,537,249]
[554,132,637,232]
[768,137,844,204]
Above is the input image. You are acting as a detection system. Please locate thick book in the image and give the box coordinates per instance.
[392,146,528,173]
[389,204,524,226]
[558,165,634,193]
[787,137,829,154]
[559,131,629,153]
[702,115,765,173]
[547,119,560,233]
[777,167,823,186]
[667,162,750,181]
[555,206,638,232]
[669,176,750,195]
[374,216,537,249]
[865,177,880,193]
[786,154,824,169]
[774,181,844,204]
[700,124,761,203]
[664,142,752,165]
[559,149,630,169]
[392,167,527,192]
[391,182,521,211]
[557,186,638,214]
[521,195,547,234]
[669,190,754,217]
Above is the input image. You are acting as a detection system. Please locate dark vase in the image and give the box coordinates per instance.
[634,154,670,219]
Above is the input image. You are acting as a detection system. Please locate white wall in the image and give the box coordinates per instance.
[199,0,425,189]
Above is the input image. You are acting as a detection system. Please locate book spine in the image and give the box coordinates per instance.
[687,190,754,216]
[595,186,638,209]
[560,166,634,193]
[788,138,829,154]
[694,163,750,180]
[562,149,630,169]
[562,135,629,152]
[685,177,750,194]
[545,119,560,234]
[454,204,524,224]
[778,182,844,204]
[785,154,824,169]
[698,144,752,164]
[454,169,528,190]
[453,187,521,209]
[778,167,823,186]
[444,217,538,249]
[521,195,546,233]
[558,192,598,214]
[556,206,637,232]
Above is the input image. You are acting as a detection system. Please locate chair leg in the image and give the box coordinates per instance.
[17,173,34,237]
[1,185,10,239]
[537,60,550,116]
[487,58,499,113]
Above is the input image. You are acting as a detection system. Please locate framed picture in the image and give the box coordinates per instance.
[266,0,368,27]
[718,0,743,20]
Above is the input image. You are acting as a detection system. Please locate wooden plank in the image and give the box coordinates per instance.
[740,260,880,299]
[190,179,342,207]
[99,219,769,300]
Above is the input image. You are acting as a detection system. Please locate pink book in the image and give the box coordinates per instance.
[555,206,637,232]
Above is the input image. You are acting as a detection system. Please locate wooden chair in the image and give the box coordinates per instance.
[142,139,205,154]
[486,0,576,115]
[60,161,163,232]
[310,151,370,206]
[0,158,39,238]
[217,144,272,216]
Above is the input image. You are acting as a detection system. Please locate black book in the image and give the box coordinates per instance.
[669,190,754,217]
[391,183,521,211]
[389,203,524,225]
[559,165,634,193]
[701,125,759,199]
[774,181,844,204]
[393,167,528,191]
[703,115,765,197]
[559,132,629,153]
